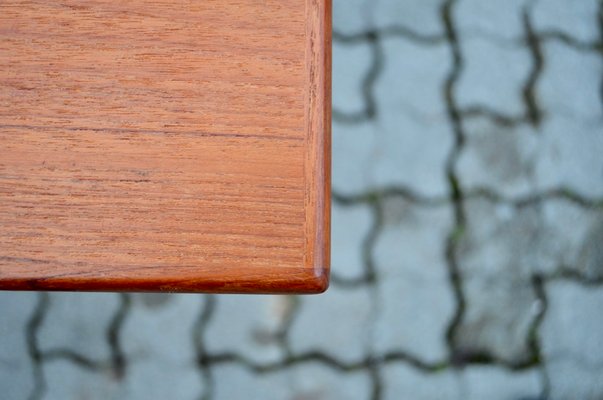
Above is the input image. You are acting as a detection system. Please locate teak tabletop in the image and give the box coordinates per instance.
[0,1,331,293]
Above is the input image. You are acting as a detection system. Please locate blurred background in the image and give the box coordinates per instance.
[2,0,603,399]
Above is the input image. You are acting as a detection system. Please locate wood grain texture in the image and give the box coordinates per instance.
[0,0,331,293]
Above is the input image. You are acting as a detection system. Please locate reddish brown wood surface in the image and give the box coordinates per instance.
[0,0,331,293]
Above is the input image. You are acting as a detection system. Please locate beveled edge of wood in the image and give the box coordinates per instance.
[0,0,332,294]
[302,0,332,294]
[0,265,328,294]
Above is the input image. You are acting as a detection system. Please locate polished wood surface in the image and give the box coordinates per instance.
[0,0,331,293]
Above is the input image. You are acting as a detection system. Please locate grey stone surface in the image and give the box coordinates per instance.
[459,198,603,278]
[3,1,603,399]
[333,0,371,36]
[333,40,374,116]
[455,198,603,363]
[458,43,603,199]
[331,202,372,282]
[539,200,603,279]
[121,294,203,399]
[460,367,542,400]
[534,116,603,198]
[0,292,37,400]
[42,294,204,400]
[531,41,603,198]
[377,38,449,119]
[288,363,372,400]
[383,365,460,400]
[455,0,529,39]
[457,37,531,117]
[372,0,444,37]
[542,281,603,400]
[289,285,373,363]
[39,293,120,362]
[533,0,600,42]
[384,364,541,400]
[332,121,376,195]
[457,115,539,197]
[212,364,290,400]
[213,363,371,400]
[43,359,122,400]
[373,201,454,362]
[334,0,444,37]
[538,42,602,121]
[459,115,603,199]
[333,38,452,197]
[206,295,290,364]
[454,276,538,365]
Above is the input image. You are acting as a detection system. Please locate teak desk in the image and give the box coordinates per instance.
[0,1,331,293]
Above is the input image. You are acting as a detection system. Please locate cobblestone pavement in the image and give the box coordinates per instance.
[2,0,603,399]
